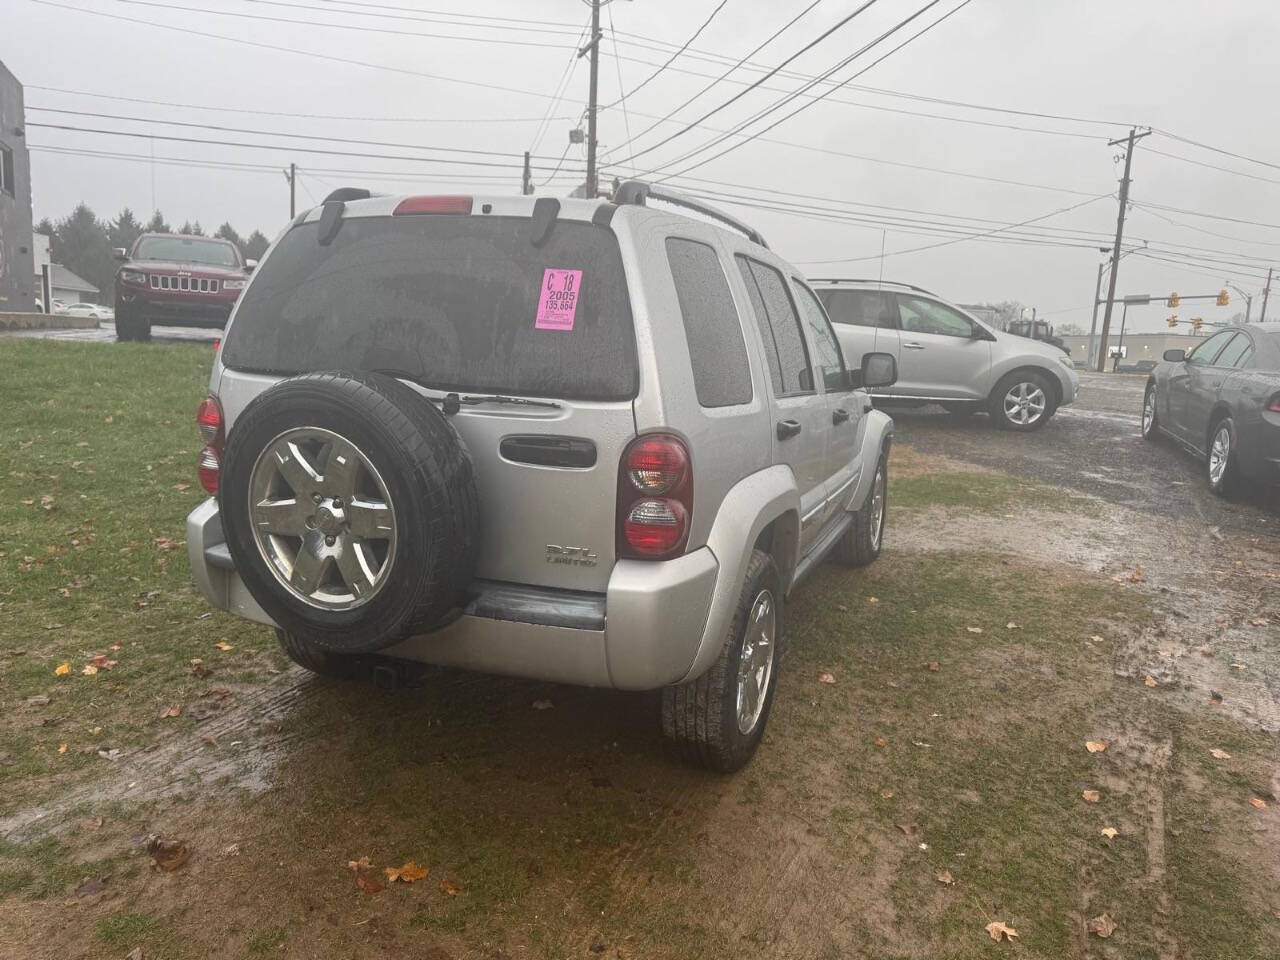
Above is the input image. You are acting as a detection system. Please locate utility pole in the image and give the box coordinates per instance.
[1096,128,1150,372]
[1086,259,1106,367]
[284,163,296,218]
[1261,267,1274,322]
[582,0,602,198]
[522,152,533,195]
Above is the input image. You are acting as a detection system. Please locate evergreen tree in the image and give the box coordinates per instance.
[214,222,244,253]
[243,230,270,261]
[146,210,171,234]
[54,204,115,305]
[108,208,144,253]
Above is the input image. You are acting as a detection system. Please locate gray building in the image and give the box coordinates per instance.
[1059,332,1207,366]
[0,59,35,313]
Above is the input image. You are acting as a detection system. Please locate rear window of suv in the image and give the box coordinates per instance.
[221,214,638,401]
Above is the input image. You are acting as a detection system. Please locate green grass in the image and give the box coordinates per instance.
[891,468,1099,514]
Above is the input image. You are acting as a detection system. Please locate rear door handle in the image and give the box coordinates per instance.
[776,419,802,440]
[903,341,925,350]
[832,408,850,425]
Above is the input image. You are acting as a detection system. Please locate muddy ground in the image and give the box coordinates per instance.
[2,366,1277,959]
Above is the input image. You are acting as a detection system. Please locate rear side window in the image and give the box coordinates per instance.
[736,257,813,395]
[1213,333,1251,368]
[222,215,637,401]
[665,238,751,408]
[817,289,894,328]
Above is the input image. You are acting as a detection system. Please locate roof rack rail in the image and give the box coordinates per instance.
[613,180,767,248]
[322,187,376,203]
[806,277,935,297]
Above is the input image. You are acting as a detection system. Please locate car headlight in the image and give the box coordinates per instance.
[222,279,248,290]
[119,269,147,284]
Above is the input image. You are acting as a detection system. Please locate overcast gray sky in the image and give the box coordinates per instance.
[6,0,1278,331]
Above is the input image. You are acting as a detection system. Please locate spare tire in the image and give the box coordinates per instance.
[218,372,479,653]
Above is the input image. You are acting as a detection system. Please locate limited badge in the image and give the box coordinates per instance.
[535,268,582,331]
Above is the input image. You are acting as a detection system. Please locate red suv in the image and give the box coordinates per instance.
[114,233,255,341]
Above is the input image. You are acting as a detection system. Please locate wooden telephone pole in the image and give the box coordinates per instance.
[583,0,602,197]
[1095,128,1150,372]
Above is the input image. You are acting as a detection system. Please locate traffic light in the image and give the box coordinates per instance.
[1192,317,1204,332]
[1167,315,1179,328]
[1216,289,1230,306]
[1168,291,1180,308]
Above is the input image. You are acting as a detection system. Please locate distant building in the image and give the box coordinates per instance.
[49,264,99,306]
[1059,332,1207,365]
[0,59,35,312]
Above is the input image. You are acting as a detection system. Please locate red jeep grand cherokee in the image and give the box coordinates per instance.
[113,233,255,341]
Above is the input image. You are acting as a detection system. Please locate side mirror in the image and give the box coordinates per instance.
[244,259,258,272]
[1163,349,1186,362]
[113,247,128,261]
[862,351,898,389]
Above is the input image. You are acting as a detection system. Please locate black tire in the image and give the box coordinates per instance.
[661,550,782,773]
[941,402,978,418]
[1206,416,1242,498]
[115,306,151,342]
[834,453,887,567]
[988,370,1056,431]
[219,372,480,654]
[276,628,364,681]
[1141,383,1160,441]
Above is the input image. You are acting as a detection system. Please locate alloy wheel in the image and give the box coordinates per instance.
[1142,390,1156,435]
[1209,425,1231,486]
[1003,382,1047,426]
[247,427,397,610]
[869,466,886,548]
[736,589,777,735]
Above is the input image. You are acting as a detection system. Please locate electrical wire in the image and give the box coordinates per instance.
[605,0,730,109]
[529,14,592,155]
[1130,200,1280,232]
[1143,146,1280,187]
[606,2,635,159]
[1151,129,1280,175]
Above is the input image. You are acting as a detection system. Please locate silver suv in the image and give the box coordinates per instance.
[812,279,1080,430]
[186,182,895,771]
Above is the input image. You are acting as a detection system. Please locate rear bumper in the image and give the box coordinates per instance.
[187,498,720,690]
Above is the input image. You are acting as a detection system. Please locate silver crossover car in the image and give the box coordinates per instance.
[812,279,1079,430]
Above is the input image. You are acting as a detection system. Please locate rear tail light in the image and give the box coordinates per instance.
[1268,393,1280,413]
[392,195,473,216]
[195,395,224,494]
[617,434,692,559]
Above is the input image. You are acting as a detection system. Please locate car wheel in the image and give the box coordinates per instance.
[661,549,782,773]
[218,372,480,654]
[833,453,887,567]
[1141,384,1160,441]
[276,628,365,681]
[989,371,1055,431]
[1207,417,1241,498]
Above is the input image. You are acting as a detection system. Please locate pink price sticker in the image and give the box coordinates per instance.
[535,268,582,331]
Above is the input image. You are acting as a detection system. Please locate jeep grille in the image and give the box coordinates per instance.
[150,275,220,294]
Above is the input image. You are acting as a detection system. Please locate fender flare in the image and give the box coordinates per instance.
[842,409,894,513]
[676,464,799,684]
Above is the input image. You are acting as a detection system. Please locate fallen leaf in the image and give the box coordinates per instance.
[880,789,894,799]
[1089,635,1105,643]
[1086,913,1116,939]
[874,736,887,749]
[127,948,144,960]
[1101,827,1118,839]
[201,735,219,748]
[147,836,190,872]
[190,659,213,678]
[868,596,880,604]
[1129,567,1145,583]
[1250,617,1269,626]
[1085,740,1108,753]
[1157,648,1174,658]
[385,861,429,884]
[348,857,386,894]
[984,921,1019,942]
[1210,691,1223,707]
[531,699,553,711]
[1210,748,1231,760]
[97,748,121,761]
[1006,621,1018,629]
[58,742,68,754]
[817,672,837,684]
[1249,797,1267,809]
[1082,789,1102,804]
[88,655,116,671]
[966,626,983,634]
[81,664,98,676]
[1144,675,1158,687]
[214,641,233,652]
[347,856,374,871]
[895,821,919,837]
[936,870,954,885]
[923,661,940,671]
[158,704,182,719]
[173,483,191,492]
[54,662,71,676]
[438,878,462,896]
[109,643,122,652]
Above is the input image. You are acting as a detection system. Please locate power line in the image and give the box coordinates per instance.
[1131,199,1280,231]
[606,3,635,160]
[302,0,584,30]
[1128,202,1280,249]
[605,0,730,108]
[1143,146,1280,186]
[646,0,969,183]
[1152,129,1280,175]
[529,14,592,155]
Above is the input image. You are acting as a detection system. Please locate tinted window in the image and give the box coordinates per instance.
[816,289,893,328]
[135,235,240,267]
[1213,333,1252,368]
[665,238,751,408]
[737,257,813,394]
[897,296,976,338]
[223,216,637,401]
[793,283,846,391]
[0,145,13,197]
[736,260,784,396]
[1187,330,1237,367]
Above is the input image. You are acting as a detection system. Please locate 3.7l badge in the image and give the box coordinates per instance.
[545,544,598,567]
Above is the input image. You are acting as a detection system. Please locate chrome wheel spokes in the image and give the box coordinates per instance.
[736,589,777,735]
[1209,426,1230,485]
[1003,382,1047,425]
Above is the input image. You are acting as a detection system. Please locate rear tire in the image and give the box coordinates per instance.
[661,550,782,773]
[276,629,364,681]
[989,370,1055,431]
[1141,383,1160,441]
[1207,416,1241,498]
[833,453,887,567]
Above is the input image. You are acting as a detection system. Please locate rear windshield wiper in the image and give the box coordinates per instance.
[372,369,561,413]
